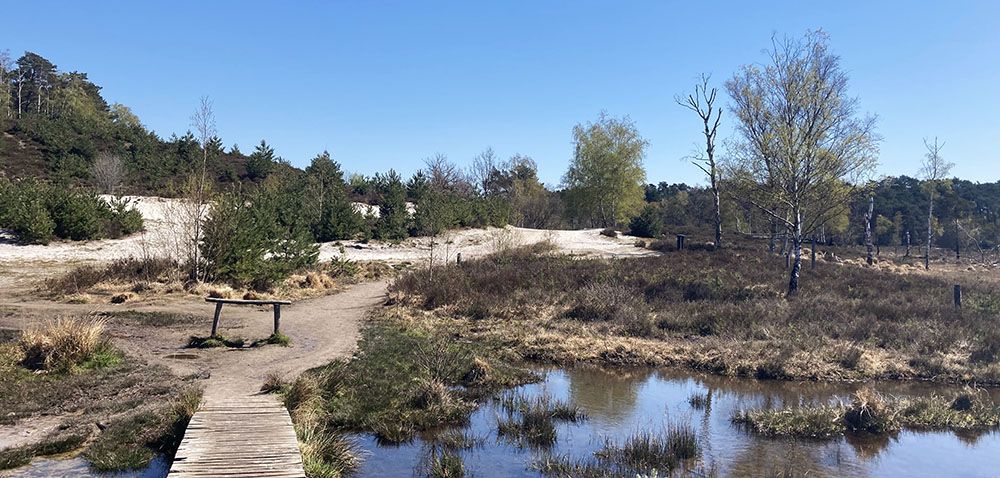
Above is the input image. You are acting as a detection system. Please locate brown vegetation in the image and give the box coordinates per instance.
[42,256,394,304]
[389,243,1000,385]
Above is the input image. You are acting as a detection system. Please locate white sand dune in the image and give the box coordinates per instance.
[0,196,656,267]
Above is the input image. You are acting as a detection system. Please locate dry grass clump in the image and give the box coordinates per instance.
[45,257,180,296]
[733,386,1000,438]
[18,317,111,371]
[732,404,844,438]
[844,388,899,434]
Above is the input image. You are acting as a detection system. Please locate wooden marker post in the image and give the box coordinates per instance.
[211,302,223,337]
[954,285,962,308]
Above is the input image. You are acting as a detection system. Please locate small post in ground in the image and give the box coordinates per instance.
[954,285,963,308]
[211,302,223,336]
[273,303,282,334]
[457,252,462,265]
[811,236,817,270]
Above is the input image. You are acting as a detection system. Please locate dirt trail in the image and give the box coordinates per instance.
[0,280,387,402]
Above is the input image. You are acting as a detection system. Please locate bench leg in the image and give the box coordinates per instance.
[211,302,223,337]
[273,304,281,335]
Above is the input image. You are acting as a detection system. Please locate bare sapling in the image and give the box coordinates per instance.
[677,74,724,248]
[919,138,952,270]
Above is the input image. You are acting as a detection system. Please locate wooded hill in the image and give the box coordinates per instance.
[1,49,998,253]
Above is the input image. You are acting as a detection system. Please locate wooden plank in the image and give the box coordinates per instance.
[204,298,293,305]
[168,395,305,478]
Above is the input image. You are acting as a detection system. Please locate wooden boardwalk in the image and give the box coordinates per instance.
[168,395,305,478]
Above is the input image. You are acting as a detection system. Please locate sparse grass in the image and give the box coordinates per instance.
[495,391,584,449]
[0,323,201,471]
[435,430,486,451]
[187,334,246,348]
[427,449,465,478]
[253,332,292,347]
[687,390,710,410]
[261,371,288,393]
[283,320,538,451]
[733,387,1000,438]
[389,243,1000,385]
[534,423,700,477]
[100,310,203,327]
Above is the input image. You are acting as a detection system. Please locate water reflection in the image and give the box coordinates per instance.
[354,366,1000,477]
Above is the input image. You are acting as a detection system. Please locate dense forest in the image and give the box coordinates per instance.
[1,49,998,255]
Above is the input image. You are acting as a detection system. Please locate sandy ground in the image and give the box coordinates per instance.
[0,195,656,271]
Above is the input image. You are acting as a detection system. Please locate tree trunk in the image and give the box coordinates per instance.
[926,191,934,270]
[788,211,802,295]
[711,171,722,248]
[865,196,874,265]
[16,76,22,118]
[768,218,777,253]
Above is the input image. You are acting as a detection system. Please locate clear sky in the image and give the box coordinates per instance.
[3,1,998,187]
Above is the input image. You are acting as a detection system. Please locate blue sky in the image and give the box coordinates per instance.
[3,1,998,187]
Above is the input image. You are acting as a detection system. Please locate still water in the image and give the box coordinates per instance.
[355,367,1000,477]
[7,368,1000,477]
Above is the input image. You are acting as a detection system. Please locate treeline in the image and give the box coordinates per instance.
[0,178,143,244]
[637,176,1000,254]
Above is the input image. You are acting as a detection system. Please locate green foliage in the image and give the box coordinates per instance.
[245,140,275,182]
[629,204,663,238]
[564,112,647,228]
[104,196,145,238]
[305,151,364,241]
[45,188,105,241]
[0,178,143,244]
[201,187,318,289]
[373,170,409,240]
[0,179,55,244]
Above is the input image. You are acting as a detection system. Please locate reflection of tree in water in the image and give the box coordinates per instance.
[844,431,895,461]
[565,367,646,422]
[726,438,869,478]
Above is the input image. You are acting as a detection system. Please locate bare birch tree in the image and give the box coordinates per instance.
[864,195,874,265]
[919,137,953,270]
[726,31,880,294]
[677,74,723,248]
[0,50,12,119]
[91,152,125,195]
[188,96,216,281]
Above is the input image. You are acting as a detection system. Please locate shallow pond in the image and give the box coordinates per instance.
[3,455,168,477]
[354,367,1000,477]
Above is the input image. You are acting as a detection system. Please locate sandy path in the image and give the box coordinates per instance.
[0,280,387,402]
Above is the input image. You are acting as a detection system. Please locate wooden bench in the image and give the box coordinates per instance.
[205,298,292,336]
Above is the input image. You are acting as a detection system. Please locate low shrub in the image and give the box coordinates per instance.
[629,204,663,238]
[599,227,618,238]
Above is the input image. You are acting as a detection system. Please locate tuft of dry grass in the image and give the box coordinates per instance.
[18,317,109,371]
